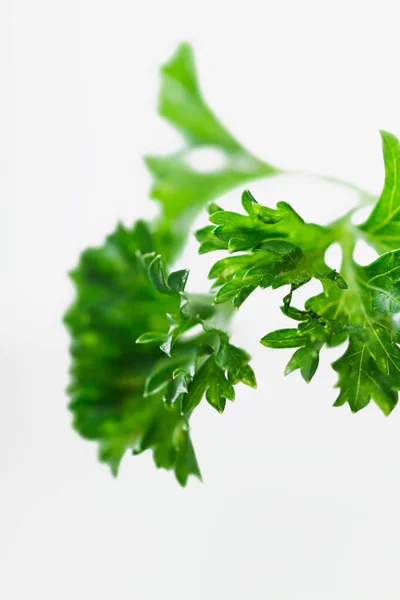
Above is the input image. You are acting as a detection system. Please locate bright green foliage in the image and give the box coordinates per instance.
[65,221,200,484]
[203,190,347,309]
[137,263,257,417]
[144,43,277,256]
[306,251,400,413]
[261,217,400,412]
[65,42,400,486]
[65,43,276,484]
[65,218,255,484]
[359,131,400,253]
[201,135,400,415]
[253,249,400,413]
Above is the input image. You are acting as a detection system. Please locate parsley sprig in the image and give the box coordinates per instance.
[65,43,400,485]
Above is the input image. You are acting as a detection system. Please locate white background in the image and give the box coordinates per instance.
[3,1,400,598]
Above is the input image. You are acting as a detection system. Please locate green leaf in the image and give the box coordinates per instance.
[144,365,173,397]
[284,344,321,383]
[241,190,258,216]
[280,305,310,321]
[232,283,259,309]
[168,269,189,292]
[210,210,255,230]
[66,41,400,488]
[360,247,400,315]
[173,425,202,486]
[273,249,400,413]
[136,332,168,345]
[205,361,235,414]
[164,369,192,408]
[332,337,397,414]
[148,254,169,293]
[65,221,204,484]
[159,313,191,357]
[260,328,310,349]
[145,43,278,257]
[209,252,269,282]
[214,276,262,305]
[215,340,257,387]
[195,225,228,255]
[181,360,211,414]
[358,131,400,253]
[208,202,224,215]
[203,192,343,309]
[138,264,256,417]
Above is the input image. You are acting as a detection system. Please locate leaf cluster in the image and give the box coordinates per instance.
[65,44,272,484]
[65,42,400,486]
[201,133,400,415]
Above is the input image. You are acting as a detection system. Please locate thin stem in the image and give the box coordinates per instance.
[284,169,377,206]
[336,221,357,263]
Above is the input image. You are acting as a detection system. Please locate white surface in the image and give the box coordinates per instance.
[3,1,400,598]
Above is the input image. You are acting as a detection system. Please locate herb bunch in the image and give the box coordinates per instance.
[65,43,400,484]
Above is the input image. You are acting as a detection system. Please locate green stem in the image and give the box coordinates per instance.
[329,217,362,292]
[284,169,377,206]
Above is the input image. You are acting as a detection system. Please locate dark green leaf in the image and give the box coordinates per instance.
[168,269,189,292]
[64,221,202,484]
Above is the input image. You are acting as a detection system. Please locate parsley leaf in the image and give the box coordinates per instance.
[65,43,274,484]
[137,258,257,418]
[203,190,346,309]
[200,134,400,416]
[145,43,278,256]
[65,219,256,484]
[359,131,400,253]
[64,221,203,484]
[65,40,400,486]
[261,223,400,414]
[310,250,400,413]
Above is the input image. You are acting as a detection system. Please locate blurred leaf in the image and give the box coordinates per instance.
[145,43,279,256]
[65,221,202,485]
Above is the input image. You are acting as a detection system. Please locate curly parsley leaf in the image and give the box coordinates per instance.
[65,218,256,485]
[258,135,400,415]
[199,133,400,416]
[65,220,204,485]
[137,261,257,418]
[263,249,400,414]
[202,190,346,309]
[358,131,400,253]
[65,38,400,488]
[66,43,274,485]
[315,250,400,414]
